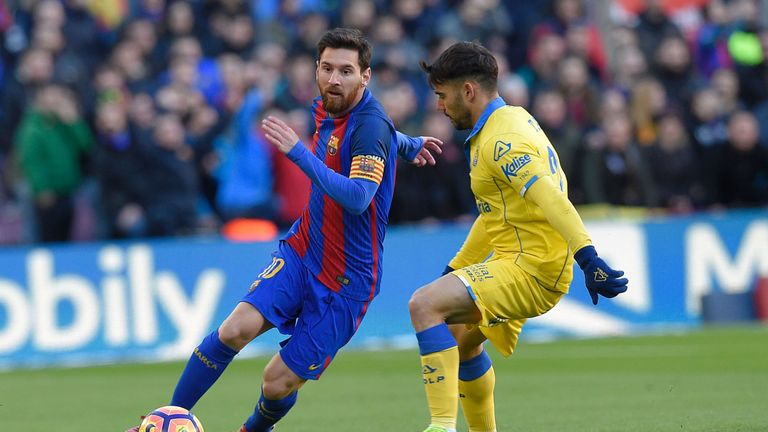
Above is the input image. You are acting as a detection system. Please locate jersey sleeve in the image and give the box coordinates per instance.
[481,133,549,197]
[526,174,592,253]
[395,131,423,162]
[348,114,392,185]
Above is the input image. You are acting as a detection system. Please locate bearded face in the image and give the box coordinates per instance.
[316,47,370,116]
[434,82,474,130]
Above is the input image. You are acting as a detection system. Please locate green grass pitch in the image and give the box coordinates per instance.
[2,325,767,431]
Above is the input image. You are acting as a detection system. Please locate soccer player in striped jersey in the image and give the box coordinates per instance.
[409,42,629,432]
[123,28,442,432]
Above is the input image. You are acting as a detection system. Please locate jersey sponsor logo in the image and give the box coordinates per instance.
[500,154,532,181]
[472,146,480,167]
[327,135,339,155]
[350,155,385,183]
[476,200,491,213]
[493,140,512,161]
[463,264,494,283]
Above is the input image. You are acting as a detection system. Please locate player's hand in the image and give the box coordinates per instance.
[574,246,628,305]
[411,136,443,167]
[261,115,300,154]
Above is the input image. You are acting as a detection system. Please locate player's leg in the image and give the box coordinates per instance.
[171,302,274,409]
[409,274,482,432]
[241,272,371,431]
[172,245,302,411]
[242,353,306,432]
[453,326,496,432]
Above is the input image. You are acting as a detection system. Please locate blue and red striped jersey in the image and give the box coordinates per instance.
[283,89,397,301]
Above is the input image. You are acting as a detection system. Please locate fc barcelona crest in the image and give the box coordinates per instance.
[327,135,339,156]
[359,156,376,172]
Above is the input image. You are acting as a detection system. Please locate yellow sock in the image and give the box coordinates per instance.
[421,346,459,429]
[459,366,496,432]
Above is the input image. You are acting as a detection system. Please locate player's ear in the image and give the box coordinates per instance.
[361,67,371,87]
[463,81,475,101]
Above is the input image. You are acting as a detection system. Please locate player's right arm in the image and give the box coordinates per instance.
[261,115,379,215]
[445,215,493,274]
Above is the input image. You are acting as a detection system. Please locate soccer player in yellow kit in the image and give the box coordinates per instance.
[409,42,629,432]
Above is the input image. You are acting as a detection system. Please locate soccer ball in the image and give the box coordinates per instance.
[139,406,204,432]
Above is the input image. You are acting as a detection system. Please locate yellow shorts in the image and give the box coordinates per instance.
[451,256,567,357]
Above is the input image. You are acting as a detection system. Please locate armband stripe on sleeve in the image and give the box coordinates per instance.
[519,175,540,197]
[350,155,385,184]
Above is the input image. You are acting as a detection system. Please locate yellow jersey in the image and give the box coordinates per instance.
[449,98,592,293]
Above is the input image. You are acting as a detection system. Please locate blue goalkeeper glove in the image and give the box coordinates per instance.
[574,245,628,305]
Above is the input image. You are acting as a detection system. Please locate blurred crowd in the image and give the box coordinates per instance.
[0,0,767,244]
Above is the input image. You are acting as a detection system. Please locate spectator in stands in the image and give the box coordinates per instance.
[3,0,768,245]
[522,31,567,96]
[274,54,317,112]
[630,77,668,146]
[535,0,607,80]
[390,111,474,224]
[653,34,699,105]
[532,87,584,201]
[611,44,648,94]
[14,84,94,242]
[0,48,53,155]
[498,72,530,109]
[644,108,702,212]
[687,85,730,204]
[141,113,199,237]
[634,0,683,62]
[715,110,768,206]
[582,112,657,207]
[211,88,276,222]
[728,0,768,108]
[93,102,148,238]
[270,108,311,227]
[557,55,602,128]
[692,0,733,78]
[711,67,742,114]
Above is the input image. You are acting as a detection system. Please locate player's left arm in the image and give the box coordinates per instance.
[526,177,628,305]
[395,131,444,167]
[261,115,379,215]
[488,133,628,305]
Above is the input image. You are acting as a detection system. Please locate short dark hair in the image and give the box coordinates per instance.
[317,27,372,71]
[420,42,498,90]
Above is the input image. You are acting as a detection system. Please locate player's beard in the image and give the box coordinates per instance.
[446,101,474,130]
[320,84,359,115]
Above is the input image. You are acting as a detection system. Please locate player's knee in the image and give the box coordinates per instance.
[408,287,433,319]
[458,342,484,361]
[262,375,300,400]
[217,320,255,350]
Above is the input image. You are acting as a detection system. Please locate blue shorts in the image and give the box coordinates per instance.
[241,241,371,380]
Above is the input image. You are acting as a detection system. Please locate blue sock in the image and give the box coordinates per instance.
[415,323,457,355]
[170,330,238,409]
[459,350,492,381]
[244,390,298,432]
